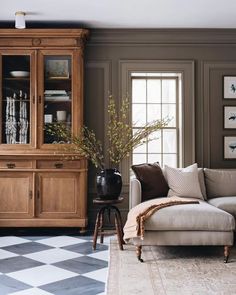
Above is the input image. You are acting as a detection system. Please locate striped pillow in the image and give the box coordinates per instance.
[165,163,204,200]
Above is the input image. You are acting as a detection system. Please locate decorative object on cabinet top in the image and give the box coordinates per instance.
[15,11,26,29]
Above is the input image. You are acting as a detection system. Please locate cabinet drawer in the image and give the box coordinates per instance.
[0,160,33,169]
[37,160,81,169]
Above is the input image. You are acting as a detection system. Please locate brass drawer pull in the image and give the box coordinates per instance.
[55,163,63,169]
[6,163,16,169]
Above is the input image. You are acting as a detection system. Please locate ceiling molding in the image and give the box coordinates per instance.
[88,29,236,45]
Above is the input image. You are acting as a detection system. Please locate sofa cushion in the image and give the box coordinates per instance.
[165,163,204,200]
[131,162,169,202]
[204,169,236,198]
[145,199,235,231]
[208,197,236,218]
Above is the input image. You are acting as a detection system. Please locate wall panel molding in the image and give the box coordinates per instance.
[85,60,112,167]
[203,61,236,167]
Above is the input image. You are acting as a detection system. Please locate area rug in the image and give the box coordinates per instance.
[106,240,236,295]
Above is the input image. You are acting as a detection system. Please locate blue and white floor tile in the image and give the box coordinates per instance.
[0,235,110,295]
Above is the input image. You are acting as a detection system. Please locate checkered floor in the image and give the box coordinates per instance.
[0,234,109,295]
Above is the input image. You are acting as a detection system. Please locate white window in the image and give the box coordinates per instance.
[131,73,182,168]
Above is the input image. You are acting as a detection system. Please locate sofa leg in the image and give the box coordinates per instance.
[136,246,143,262]
[224,245,230,263]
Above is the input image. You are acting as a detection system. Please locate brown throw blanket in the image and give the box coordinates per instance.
[123,196,199,241]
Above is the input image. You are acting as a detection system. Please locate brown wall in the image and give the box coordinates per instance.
[84,29,236,226]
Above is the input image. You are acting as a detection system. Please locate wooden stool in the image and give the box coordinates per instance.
[93,196,125,250]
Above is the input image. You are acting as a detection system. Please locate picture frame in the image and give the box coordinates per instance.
[223,76,236,99]
[224,136,236,159]
[45,59,69,79]
[224,106,236,129]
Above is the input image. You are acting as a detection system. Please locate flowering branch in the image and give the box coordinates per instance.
[46,124,105,169]
[46,95,168,169]
[107,95,168,166]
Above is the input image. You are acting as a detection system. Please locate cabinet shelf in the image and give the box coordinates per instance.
[4,78,30,81]
[2,99,30,102]
[45,99,71,103]
[44,122,71,125]
[45,78,71,82]
[2,121,30,124]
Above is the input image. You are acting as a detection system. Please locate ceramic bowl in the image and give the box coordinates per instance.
[10,71,30,78]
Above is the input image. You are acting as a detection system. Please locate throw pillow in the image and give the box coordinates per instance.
[204,168,236,198]
[165,163,204,200]
[198,168,207,200]
[131,162,169,202]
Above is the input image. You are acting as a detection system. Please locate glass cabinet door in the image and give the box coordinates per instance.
[41,54,72,145]
[1,52,35,147]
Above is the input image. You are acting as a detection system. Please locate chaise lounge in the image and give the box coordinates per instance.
[127,163,236,263]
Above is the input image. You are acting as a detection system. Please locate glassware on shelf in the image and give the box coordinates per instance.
[2,55,30,145]
[5,90,29,144]
[43,56,72,144]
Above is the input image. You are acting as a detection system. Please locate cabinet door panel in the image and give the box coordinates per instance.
[0,172,33,218]
[37,172,80,218]
[37,50,75,148]
[0,50,36,150]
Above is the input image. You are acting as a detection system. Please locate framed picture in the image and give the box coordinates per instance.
[224,106,236,129]
[224,136,236,159]
[45,59,69,79]
[223,76,236,99]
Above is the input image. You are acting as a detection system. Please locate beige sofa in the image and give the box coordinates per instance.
[129,168,236,263]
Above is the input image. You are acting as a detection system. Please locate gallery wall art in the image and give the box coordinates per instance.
[223,77,236,159]
[223,76,236,99]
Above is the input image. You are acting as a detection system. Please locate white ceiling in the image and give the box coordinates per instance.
[1,0,236,29]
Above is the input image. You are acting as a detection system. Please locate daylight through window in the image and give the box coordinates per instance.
[131,72,182,168]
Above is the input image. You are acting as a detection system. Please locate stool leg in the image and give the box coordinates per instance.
[100,207,105,244]
[113,207,125,245]
[115,212,123,250]
[93,209,102,250]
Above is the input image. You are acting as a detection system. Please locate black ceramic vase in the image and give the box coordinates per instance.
[96,169,122,200]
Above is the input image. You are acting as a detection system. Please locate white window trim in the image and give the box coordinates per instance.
[131,74,180,168]
[119,60,195,185]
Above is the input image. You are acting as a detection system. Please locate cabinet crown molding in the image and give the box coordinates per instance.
[0,28,89,38]
[0,29,89,48]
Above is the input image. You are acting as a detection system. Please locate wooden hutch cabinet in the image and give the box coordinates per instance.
[0,29,89,229]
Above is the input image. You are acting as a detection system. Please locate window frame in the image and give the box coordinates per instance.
[131,75,180,167]
[119,60,195,185]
